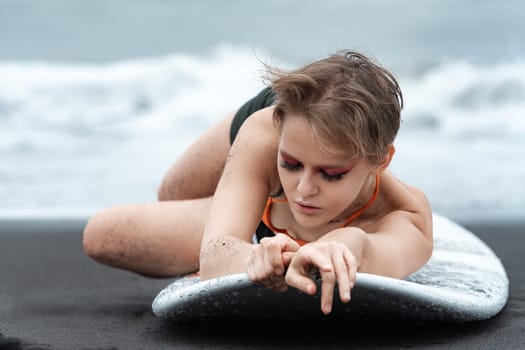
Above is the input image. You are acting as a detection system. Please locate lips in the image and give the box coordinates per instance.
[294,200,321,214]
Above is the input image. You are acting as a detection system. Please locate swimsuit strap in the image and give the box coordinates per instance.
[262,197,309,245]
[262,198,289,234]
[261,174,380,246]
[339,174,380,228]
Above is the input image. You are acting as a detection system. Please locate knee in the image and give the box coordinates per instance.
[157,169,184,201]
[157,180,174,201]
[157,170,198,201]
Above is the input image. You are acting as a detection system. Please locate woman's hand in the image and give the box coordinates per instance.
[284,241,357,315]
[246,234,300,292]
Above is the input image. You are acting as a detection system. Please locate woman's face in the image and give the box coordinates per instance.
[277,115,376,229]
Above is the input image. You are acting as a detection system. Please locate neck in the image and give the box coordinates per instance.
[329,174,378,224]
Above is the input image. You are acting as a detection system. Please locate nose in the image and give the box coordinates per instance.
[297,170,319,197]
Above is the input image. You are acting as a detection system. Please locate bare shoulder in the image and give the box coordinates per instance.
[384,170,430,209]
[356,170,434,277]
[371,170,433,237]
[234,106,277,141]
[226,106,280,186]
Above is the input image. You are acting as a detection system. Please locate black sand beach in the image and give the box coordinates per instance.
[0,218,523,350]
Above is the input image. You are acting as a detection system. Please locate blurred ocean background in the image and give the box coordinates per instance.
[1,0,524,223]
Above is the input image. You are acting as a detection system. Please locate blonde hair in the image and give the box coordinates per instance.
[268,50,403,165]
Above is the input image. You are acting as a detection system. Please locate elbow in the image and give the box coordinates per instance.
[424,234,434,261]
[419,233,434,268]
[82,210,112,264]
[399,233,434,279]
[359,232,434,280]
[82,207,127,267]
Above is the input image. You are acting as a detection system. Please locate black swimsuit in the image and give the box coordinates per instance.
[229,87,276,144]
[229,86,277,242]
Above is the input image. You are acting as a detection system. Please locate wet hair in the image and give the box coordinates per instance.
[267,50,403,165]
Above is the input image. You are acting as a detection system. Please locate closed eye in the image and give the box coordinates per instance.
[280,160,350,181]
[319,169,350,181]
[279,149,352,182]
[279,159,302,171]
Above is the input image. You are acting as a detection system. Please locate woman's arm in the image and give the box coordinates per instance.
[358,211,433,278]
[284,179,433,314]
[199,108,280,279]
[355,176,434,278]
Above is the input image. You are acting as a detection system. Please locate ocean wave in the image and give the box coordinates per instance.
[0,46,269,153]
[1,47,524,221]
[1,50,524,147]
[401,60,525,138]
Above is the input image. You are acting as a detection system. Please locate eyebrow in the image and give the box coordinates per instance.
[279,149,354,171]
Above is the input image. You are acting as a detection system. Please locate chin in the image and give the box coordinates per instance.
[293,213,326,229]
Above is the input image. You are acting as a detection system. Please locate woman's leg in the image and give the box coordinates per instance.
[83,112,235,277]
[157,112,235,200]
[83,197,211,277]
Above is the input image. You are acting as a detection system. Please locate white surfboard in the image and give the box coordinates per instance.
[152,214,509,322]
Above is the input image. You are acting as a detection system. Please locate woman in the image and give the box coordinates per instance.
[83,50,433,315]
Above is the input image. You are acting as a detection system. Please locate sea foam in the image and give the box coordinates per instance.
[1,46,524,221]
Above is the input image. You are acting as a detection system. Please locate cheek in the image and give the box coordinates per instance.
[324,174,367,210]
[325,184,359,209]
[277,167,296,192]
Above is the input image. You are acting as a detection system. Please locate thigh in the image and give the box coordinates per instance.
[158,112,235,200]
[83,197,212,277]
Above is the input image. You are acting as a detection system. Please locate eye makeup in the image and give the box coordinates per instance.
[279,150,353,181]
[279,152,300,166]
[318,165,354,175]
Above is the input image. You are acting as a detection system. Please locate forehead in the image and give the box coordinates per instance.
[279,116,357,164]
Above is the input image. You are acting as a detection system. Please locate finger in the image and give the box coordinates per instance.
[285,271,317,296]
[281,251,296,267]
[276,233,301,252]
[333,254,351,303]
[296,248,333,274]
[319,267,336,315]
[261,240,285,276]
[274,234,300,272]
[297,250,337,314]
[286,250,332,296]
[256,244,285,289]
[344,249,357,289]
[262,236,295,275]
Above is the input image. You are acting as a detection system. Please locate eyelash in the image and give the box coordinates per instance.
[279,160,349,182]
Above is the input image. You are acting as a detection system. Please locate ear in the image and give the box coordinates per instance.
[373,144,395,173]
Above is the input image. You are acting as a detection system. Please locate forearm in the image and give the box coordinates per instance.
[199,234,254,280]
[320,224,432,279]
[317,227,367,272]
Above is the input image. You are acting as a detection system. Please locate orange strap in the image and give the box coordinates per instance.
[261,174,380,245]
[339,174,380,227]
